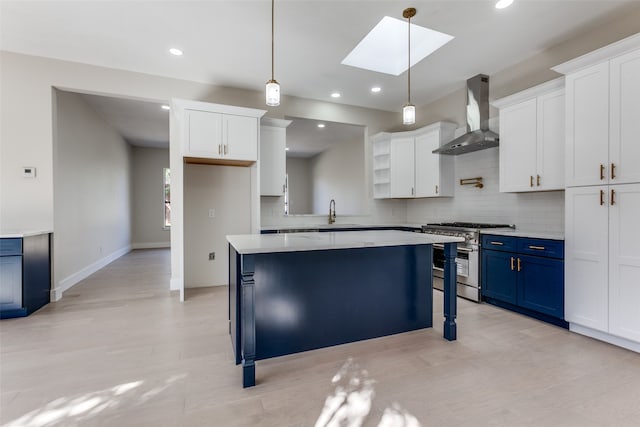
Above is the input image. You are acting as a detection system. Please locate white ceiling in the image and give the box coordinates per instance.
[2,1,638,113]
[79,92,170,148]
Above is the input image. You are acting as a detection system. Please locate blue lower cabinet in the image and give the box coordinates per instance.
[482,250,517,305]
[481,234,566,327]
[518,255,564,318]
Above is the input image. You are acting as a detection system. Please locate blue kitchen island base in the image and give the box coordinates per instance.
[227,231,460,388]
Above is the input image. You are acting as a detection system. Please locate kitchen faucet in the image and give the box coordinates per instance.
[328,199,336,224]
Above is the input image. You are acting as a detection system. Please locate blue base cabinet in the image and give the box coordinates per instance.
[481,234,567,328]
[0,233,51,319]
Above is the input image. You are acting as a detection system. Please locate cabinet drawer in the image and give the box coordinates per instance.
[481,235,517,252]
[0,239,22,256]
[517,238,564,259]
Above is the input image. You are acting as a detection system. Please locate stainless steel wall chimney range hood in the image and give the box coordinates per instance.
[432,74,499,155]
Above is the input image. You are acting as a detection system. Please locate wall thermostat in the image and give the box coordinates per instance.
[23,167,36,178]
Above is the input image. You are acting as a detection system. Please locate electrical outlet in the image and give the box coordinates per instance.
[208,252,215,261]
[208,209,215,218]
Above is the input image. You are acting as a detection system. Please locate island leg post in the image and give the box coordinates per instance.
[240,254,256,387]
[443,242,457,341]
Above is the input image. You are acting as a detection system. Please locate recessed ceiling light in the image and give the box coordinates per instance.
[331,92,341,98]
[371,87,382,93]
[161,105,170,110]
[169,48,183,56]
[341,16,454,75]
[495,0,514,9]
[317,123,326,128]
[285,147,290,151]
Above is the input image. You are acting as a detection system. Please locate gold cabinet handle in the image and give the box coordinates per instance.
[517,258,522,272]
[218,144,222,155]
[600,164,605,180]
[600,189,605,206]
[490,241,504,246]
[611,163,616,180]
[611,189,616,206]
[510,257,515,271]
[530,175,534,187]
[224,145,228,155]
[435,185,439,194]
[528,245,545,250]
[537,175,541,186]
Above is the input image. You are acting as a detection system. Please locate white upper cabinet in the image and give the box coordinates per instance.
[493,78,565,192]
[373,122,456,199]
[390,136,415,198]
[260,118,291,196]
[609,48,640,185]
[180,101,264,164]
[556,44,640,187]
[187,109,223,158]
[565,62,610,187]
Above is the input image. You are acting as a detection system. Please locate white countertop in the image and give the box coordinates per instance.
[260,223,423,231]
[0,230,52,238]
[228,230,463,254]
[480,229,564,240]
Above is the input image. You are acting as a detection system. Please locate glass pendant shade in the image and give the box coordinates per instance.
[266,80,280,106]
[403,104,415,125]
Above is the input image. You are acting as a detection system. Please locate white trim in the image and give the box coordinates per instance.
[552,32,640,75]
[172,98,266,118]
[260,117,292,128]
[51,245,132,301]
[131,242,170,250]
[491,78,564,109]
[570,323,640,353]
[170,277,183,292]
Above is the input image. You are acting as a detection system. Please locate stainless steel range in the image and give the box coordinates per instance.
[422,222,515,302]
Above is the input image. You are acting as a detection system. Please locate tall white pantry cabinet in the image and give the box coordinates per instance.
[553,34,640,351]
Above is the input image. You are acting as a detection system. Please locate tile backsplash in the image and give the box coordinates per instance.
[406,147,565,233]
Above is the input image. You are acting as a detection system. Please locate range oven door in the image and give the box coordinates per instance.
[432,243,479,301]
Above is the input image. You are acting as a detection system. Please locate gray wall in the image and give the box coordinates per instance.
[184,164,251,287]
[53,90,132,291]
[286,157,313,215]
[131,146,170,248]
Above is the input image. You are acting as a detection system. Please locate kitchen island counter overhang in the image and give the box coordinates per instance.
[227,230,463,387]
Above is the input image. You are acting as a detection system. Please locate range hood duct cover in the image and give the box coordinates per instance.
[432,74,499,155]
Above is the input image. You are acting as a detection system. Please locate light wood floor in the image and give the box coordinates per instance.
[1,249,639,426]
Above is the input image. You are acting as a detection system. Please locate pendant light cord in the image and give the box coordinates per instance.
[407,13,411,104]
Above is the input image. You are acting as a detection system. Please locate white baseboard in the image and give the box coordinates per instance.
[51,245,132,301]
[570,323,640,353]
[131,242,170,250]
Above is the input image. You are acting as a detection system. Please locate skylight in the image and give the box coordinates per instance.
[341,16,454,76]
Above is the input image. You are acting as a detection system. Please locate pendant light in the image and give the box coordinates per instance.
[402,7,416,125]
[266,0,280,106]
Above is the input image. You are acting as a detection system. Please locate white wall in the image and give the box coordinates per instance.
[406,148,564,233]
[131,146,170,249]
[311,136,366,215]
[184,164,251,288]
[52,90,132,297]
[286,157,312,214]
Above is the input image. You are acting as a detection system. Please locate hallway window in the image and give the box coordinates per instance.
[163,168,171,228]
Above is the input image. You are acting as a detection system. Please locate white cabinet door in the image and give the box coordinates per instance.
[565,186,609,332]
[390,136,415,198]
[537,89,565,191]
[260,126,286,196]
[610,49,640,185]
[224,115,258,161]
[414,131,439,197]
[565,62,610,187]
[608,183,640,342]
[499,98,537,192]
[187,110,223,158]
